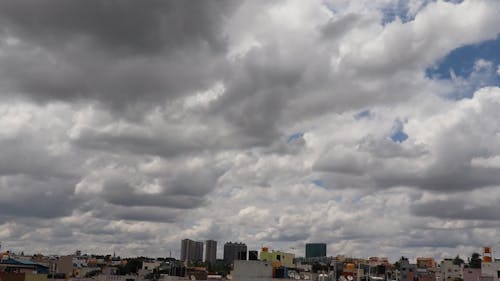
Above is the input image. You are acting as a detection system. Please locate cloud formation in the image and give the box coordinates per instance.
[1,0,500,260]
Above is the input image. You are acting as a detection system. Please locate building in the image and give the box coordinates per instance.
[205,240,217,265]
[416,268,436,281]
[249,251,259,261]
[232,260,272,281]
[259,247,295,268]
[55,255,73,277]
[223,242,247,265]
[305,243,327,259]
[440,259,463,281]
[369,257,390,267]
[417,258,436,269]
[142,261,160,271]
[181,239,203,262]
[481,260,500,281]
[0,258,49,274]
[463,268,481,281]
[399,257,417,281]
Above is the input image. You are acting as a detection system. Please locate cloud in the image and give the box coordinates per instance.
[0,0,237,114]
[411,199,500,221]
[2,0,500,260]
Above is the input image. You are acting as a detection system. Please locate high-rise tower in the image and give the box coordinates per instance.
[181,239,203,262]
[205,240,217,265]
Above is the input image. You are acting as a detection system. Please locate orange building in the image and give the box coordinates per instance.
[416,257,436,268]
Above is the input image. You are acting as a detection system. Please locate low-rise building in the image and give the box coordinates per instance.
[259,247,295,268]
[463,268,481,281]
[399,258,417,281]
[481,259,500,281]
[54,255,73,277]
[232,260,272,281]
[417,258,436,269]
[0,258,49,274]
[142,261,161,271]
[440,259,463,281]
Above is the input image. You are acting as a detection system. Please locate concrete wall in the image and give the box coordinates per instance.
[24,274,47,281]
[0,272,25,281]
[233,260,273,281]
[142,262,161,271]
[259,251,295,268]
[463,268,481,281]
[482,261,500,281]
[56,256,73,277]
[96,274,144,281]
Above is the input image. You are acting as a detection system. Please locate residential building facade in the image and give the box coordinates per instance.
[305,243,327,259]
[180,239,203,262]
[205,240,217,265]
[223,242,247,265]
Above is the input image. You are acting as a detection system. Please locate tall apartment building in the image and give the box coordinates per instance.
[223,242,247,265]
[205,240,217,265]
[180,239,203,262]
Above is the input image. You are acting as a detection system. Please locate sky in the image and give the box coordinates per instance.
[1,0,500,261]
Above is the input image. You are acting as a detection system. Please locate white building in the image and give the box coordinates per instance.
[481,260,500,281]
[232,260,273,281]
[440,259,463,281]
[142,261,161,271]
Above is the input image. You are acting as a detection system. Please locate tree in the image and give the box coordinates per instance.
[393,261,401,270]
[453,255,464,265]
[117,258,143,275]
[469,253,481,268]
[85,270,101,277]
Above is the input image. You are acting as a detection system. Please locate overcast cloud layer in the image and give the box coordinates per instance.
[2,0,500,261]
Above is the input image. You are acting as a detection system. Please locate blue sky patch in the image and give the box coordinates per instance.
[381,0,412,25]
[426,36,500,99]
[427,36,500,79]
[354,109,373,120]
[287,132,304,143]
[382,0,463,25]
[312,179,325,188]
[390,119,408,143]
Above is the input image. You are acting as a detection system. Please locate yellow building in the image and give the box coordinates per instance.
[259,247,295,268]
[25,273,48,281]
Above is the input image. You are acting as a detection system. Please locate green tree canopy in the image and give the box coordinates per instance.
[453,255,464,265]
[469,253,481,268]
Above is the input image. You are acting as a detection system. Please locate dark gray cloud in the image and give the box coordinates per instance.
[0,175,79,219]
[0,0,235,112]
[403,229,472,248]
[0,137,78,179]
[0,0,233,53]
[212,46,308,147]
[100,170,219,209]
[100,206,181,223]
[411,199,500,221]
[73,126,207,158]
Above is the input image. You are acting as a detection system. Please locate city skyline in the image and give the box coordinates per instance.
[1,0,500,261]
